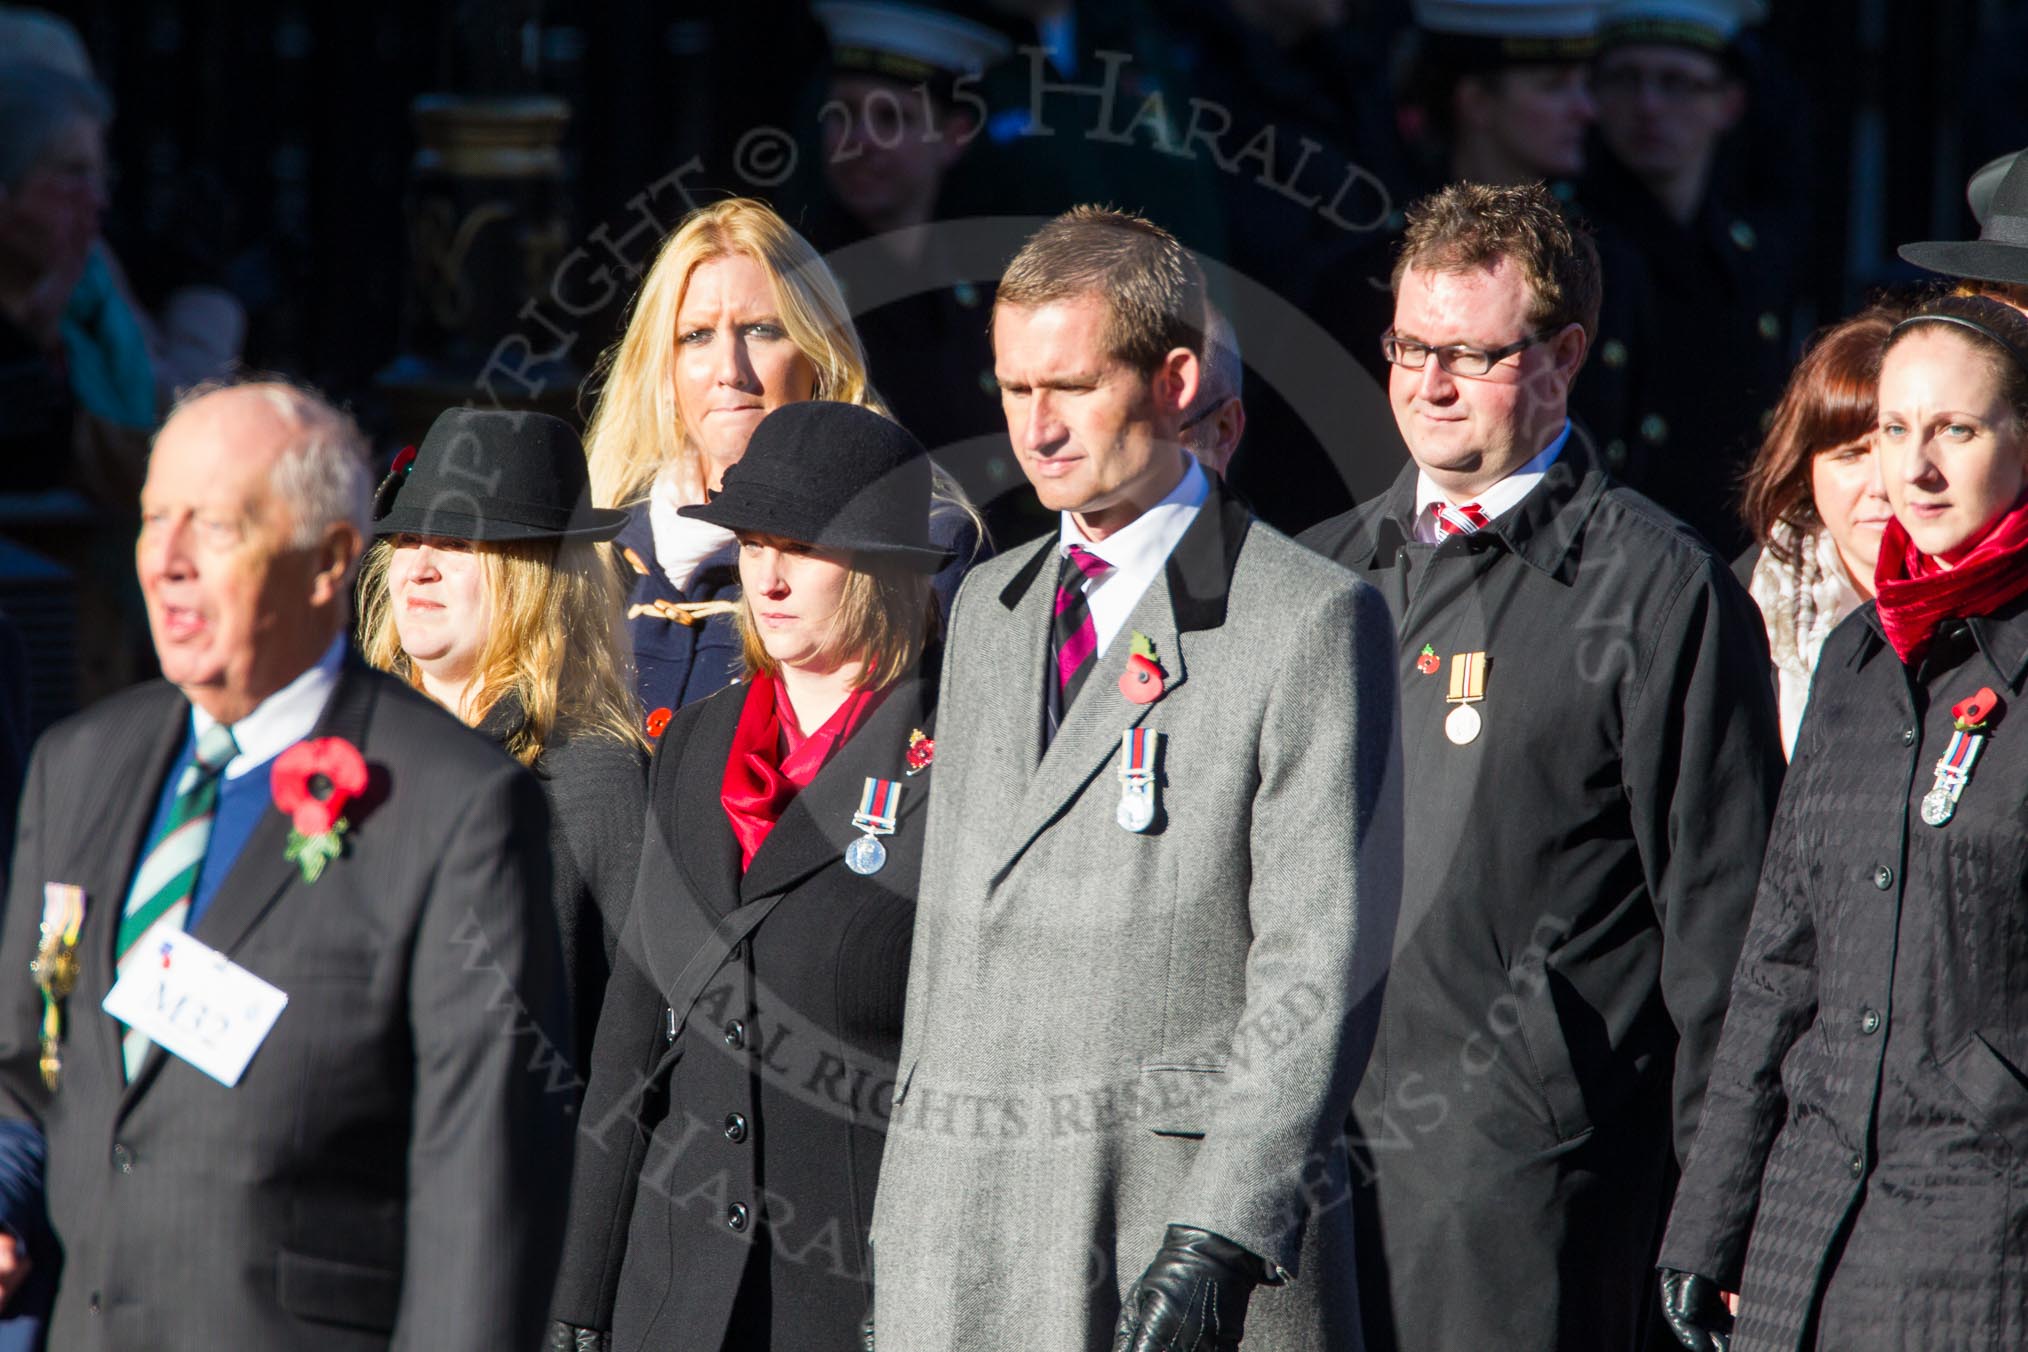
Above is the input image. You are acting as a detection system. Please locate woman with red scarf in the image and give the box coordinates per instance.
[1657,294,2028,1352]
[550,401,954,1352]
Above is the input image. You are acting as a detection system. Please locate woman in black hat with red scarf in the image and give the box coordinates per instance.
[358,407,648,1075]
[550,400,957,1352]
[1658,295,2028,1351]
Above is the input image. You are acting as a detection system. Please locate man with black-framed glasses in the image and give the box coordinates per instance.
[1301,179,1782,1352]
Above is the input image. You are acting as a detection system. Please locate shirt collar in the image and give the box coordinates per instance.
[192,633,346,780]
[1412,421,1571,532]
[1057,457,1210,575]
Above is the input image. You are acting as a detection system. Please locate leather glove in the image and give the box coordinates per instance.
[543,1321,610,1352]
[1658,1269,1733,1352]
[1113,1224,1265,1352]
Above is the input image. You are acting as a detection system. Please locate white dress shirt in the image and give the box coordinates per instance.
[192,632,344,780]
[1056,458,1209,661]
[1412,421,1573,544]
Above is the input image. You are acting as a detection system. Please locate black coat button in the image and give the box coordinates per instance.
[724,1020,746,1049]
[726,1202,750,1232]
[86,1293,101,1316]
[1859,1008,1882,1035]
[1874,865,1894,890]
[111,1144,133,1173]
[1902,727,1917,746]
[724,1112,749,1144]
[1849,1153,1865,1178]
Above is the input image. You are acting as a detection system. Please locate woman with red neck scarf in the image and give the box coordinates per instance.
[1656,293,2028,1352]
[551,400,955,1352]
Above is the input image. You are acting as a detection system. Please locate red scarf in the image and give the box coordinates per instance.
[1873,493,2028,664]
[720,672,883,870]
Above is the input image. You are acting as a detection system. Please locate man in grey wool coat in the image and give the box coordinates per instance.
[869,205,1402,1351]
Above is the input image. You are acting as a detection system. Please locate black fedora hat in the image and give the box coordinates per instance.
[1900,148,2028,286]
[372,408,626,543]
[679,401,946,569]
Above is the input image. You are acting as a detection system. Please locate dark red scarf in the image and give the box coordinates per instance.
[1874,493,2028,664]
[720,672,883,870]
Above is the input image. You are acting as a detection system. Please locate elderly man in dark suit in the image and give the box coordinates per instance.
[0,381,572,1350]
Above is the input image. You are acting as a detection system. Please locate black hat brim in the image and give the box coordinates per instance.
[1899,239,2028,287]
[678,498,950,571]
[372,503,629,544]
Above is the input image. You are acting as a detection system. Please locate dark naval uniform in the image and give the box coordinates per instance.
[1299,435,1783,1352]
[1583,147,1795,557]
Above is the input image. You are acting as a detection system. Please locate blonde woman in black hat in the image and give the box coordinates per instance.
[551,399,952,1352]
[358,407,648,1073]
[582,196,980,721]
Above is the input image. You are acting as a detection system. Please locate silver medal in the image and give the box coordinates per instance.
[1116,785,1156,833]
[1445,703,1482,746]
[844,834,888,875]
[1921,786,1957,828]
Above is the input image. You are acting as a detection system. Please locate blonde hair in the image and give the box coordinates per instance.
[358,536,648,765]
[583,197,883,509]
[734,553,936,694]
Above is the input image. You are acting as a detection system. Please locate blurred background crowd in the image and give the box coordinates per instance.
[0,0,2018,738]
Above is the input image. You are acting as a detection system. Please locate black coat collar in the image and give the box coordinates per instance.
[1852,590,2028,695]
[1343,430,1609,585]
[996,471,1254,635]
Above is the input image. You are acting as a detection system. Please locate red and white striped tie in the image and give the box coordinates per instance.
[1434,502,1490,538]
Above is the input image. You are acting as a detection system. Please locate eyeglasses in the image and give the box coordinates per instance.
[1381,327,1561,378]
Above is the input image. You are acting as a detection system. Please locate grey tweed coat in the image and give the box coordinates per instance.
[870,481,1402,1350]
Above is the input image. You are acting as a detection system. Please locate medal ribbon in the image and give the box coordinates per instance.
[1938,728,1984,782]
[1120,727,1156,780]
[1447,652,1487,704]
[852,777,903,836]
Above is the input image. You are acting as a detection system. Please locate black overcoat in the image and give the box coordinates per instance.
[1661,596,2028,1351]
[551,656,937,1352]
[1299,439,1784,1352]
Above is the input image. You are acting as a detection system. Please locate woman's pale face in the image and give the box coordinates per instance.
[1875,329,2028,561]
[738,533,853,673]
[673,254,819,487]
[388,535,493,691]
[1810,439,1892,593]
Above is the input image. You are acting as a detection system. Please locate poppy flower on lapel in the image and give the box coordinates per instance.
[271,737,369,883]
[1119,631,1166,706]
[646,706,673,738]
[905,727,935,775]
[1416,644,1441,675]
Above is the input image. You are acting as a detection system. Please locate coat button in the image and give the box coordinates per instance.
[662,1007,678,1045]
[111,1144,133,1173]
[1859,1008,1882,1035]
[724,1112,748,1144]
[1874,865,1894,890]
[1902,727,1917,746]
[87,1293,101,1316]
[1849,1153,1864,1178]
[724,1020,746,1049]
[726,1202,750,1232]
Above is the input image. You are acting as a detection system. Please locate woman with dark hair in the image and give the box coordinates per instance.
[551,400,954,1352]
[1737,305,1901,754]
[1659,294,2028,1351]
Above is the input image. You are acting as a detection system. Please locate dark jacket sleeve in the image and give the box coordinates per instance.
[1621,555,1785,1165]
[0,732,52,1243]
[395,762,573,1352]
[542,736,649,1072]
[1656,760,1822,1286]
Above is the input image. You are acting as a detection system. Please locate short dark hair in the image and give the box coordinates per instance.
[995,206,1206,373]
[1392,180,1603,342]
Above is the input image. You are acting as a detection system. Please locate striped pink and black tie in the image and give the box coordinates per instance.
[1046,544,1112,742]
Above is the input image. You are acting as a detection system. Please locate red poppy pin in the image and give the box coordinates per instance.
[1119,631,1166,705]
[646,706,673,738]
[1954,687,2002,732]
[270,737,369,883]
[905,727,935,775]
[1416,643,1441,675]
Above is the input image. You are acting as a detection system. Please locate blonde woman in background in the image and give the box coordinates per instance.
[358,407,648,1070]
[584,196,981,716]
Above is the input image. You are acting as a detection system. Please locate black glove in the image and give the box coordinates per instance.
[1113,1224,1265,1352]
[543,1321,609,1352]
[1658,1269,1733,1352]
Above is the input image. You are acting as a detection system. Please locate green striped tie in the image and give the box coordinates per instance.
[114,722,240,1079]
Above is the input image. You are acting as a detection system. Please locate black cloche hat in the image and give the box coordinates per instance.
[1900,150,2028,287]
[372,408,626,543]
[679,401,946,570]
